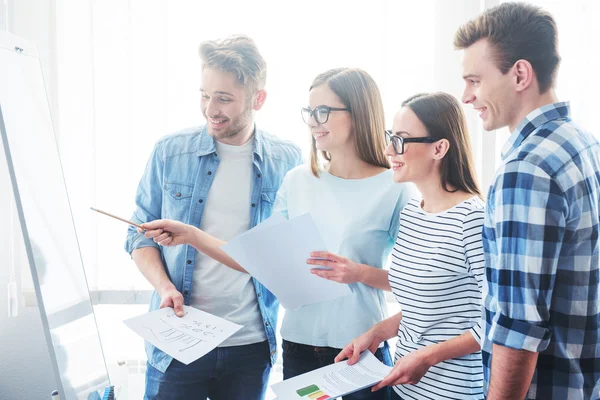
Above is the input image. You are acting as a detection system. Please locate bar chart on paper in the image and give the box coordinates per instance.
[270,351,391,399]
[296,384,331,399]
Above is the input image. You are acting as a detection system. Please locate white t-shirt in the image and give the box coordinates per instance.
[191,138,267,347]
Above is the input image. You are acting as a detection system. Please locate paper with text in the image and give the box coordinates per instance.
[271,351,392,399]
[124,305,242,365]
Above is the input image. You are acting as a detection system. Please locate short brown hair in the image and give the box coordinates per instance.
[402,92,481,197]
[199,35,267,94]
[454,2,560,93]
[309,68,389,177]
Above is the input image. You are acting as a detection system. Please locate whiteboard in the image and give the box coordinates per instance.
[0,32,110,399]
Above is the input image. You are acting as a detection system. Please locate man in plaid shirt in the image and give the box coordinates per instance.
[455,3,600,399]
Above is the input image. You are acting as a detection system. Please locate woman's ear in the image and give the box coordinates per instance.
[432,139,450,161]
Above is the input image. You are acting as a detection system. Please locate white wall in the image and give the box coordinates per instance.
[432,0,498,191]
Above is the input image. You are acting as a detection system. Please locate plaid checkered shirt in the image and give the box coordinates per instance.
[482,102,600,399]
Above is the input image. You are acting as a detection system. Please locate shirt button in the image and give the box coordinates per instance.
[251,203,256,207]
[199,199,203,203]
[257,173,262,178]
[186,260,192,264]
[257,293,261,298]
[207,171,212,175]
[176,192,181,197]
[265,322,269,327]
[183,290,189,295]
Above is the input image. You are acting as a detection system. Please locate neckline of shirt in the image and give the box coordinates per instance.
[215,136,255,156]
[418,195,480,217]
[321,168,390,183]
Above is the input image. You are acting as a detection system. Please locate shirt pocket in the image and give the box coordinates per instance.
[260,190,277,220]
[162,182,194,220]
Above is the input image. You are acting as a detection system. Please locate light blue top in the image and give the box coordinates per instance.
[124,125,302,373]
[274,165,415,348]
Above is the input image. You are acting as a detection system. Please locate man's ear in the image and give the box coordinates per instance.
[253,89,267,110]
[513,59,535,92]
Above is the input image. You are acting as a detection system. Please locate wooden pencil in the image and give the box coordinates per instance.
[90,207,143,229]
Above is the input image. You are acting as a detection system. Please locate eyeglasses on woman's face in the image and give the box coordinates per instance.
[385,130,441,155]
[301,105,350,125]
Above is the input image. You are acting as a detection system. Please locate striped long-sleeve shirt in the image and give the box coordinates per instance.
[389,196,485,400]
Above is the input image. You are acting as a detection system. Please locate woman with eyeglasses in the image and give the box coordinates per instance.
[313,92,485,400]
[138,67,415,399]
[272,68,415,400]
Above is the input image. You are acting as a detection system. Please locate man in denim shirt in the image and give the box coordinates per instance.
[124,35,302,400]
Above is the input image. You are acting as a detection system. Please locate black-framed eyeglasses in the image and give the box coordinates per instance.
[385,130,440,155]
[301,105,350,125]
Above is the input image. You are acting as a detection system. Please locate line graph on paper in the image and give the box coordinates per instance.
[144,319,203,352]
[124,306,243,364]
[145,314,228,351]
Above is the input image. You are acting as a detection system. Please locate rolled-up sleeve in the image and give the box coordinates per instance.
[484,160,567,353]
[124,142,164,255]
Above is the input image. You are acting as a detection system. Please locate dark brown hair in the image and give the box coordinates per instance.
[402,92,480,197]
[454,2,560,93]
[309,68,389,177]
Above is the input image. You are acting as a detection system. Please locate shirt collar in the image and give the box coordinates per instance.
[501,101,571,160]
[197,123,264,160]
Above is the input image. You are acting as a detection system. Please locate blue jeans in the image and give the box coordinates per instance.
[389,388,402,399]
[144,340,271,400]
[282,339,393,400]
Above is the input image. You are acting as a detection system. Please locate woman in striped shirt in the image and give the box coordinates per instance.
[310,92,484,399]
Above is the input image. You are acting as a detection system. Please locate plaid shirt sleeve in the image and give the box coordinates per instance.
[483,158,568,353]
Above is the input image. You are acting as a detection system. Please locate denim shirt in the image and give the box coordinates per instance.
[124,125,302,373]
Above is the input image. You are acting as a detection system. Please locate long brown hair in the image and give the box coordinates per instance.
[402,92,481,196]
[309,68,389,177]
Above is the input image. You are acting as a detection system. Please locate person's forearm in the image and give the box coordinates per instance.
[132,247,174,293]
[189,227,248,273]
[487,344,538,400]
[421,331,481,367]
[358,265,392,291]
[370,311,403,343]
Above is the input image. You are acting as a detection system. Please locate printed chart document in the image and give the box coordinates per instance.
[124,305,242,365]
[221,213,352,309]
[271,351,392,399]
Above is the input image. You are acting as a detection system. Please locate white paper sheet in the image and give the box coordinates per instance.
[123,305,242,365]
[270,351,392,399]
[221,213,352,310]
